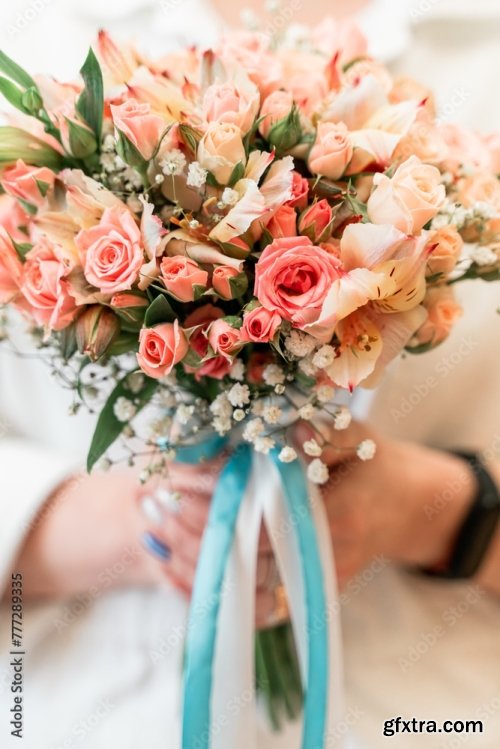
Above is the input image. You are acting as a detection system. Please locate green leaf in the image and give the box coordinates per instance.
[178,124,202,157]
[228,272,248,298]
[58,323,78,361]
[76,48,104,141]
[228,160,245,186]
[115,129,148,173]
[221,315,243,329]
[66,117,97,158]
[106,332,139,356]
[0,50,38,92]
[87,373,158,471]
[144,294,176,326]
[205,171,220,188]
[35,179,50,197]
[10,237,32,262]
[0,76,24,111]
[0,126,64,168]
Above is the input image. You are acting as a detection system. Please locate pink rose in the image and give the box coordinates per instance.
[414,287,462,346]
[254,236,343,328]
[137,320,188,379]
[160,256,208,301]
[298,199,332,242]
[0,228,24,304]
[258,90,294,140]
[278,50,328,113]
[207,318,242,361]
[457,172,500,209]
[184,304,231,380]
[21,238,77,331]
[426,226,463,276]
[110,99,166,160]
[440,123,492,175]
[286,171,309,210]
[0,194,31,242]
[241,306,281,343]
[2,160,55,208]
[308,122,353,180]
[212,265,243,300]
[265,205,297,239]
[203,81,260,135]
[76,208,144,294]
[483,132,500,174]
[110,292,149,308]
[367,156,445,233]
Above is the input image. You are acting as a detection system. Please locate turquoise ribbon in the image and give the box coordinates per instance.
[180,440,329,749]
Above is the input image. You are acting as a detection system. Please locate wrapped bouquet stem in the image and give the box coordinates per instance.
[0,13,499,749]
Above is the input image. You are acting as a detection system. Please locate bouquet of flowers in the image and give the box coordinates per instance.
[0,17,499,749]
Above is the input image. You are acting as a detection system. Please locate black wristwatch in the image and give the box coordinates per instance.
[423,451,500,580]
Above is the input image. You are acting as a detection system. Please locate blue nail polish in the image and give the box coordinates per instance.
[142,531,171,561]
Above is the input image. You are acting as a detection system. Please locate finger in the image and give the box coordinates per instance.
[293,421,359,468]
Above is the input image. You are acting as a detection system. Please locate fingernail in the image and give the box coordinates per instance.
[155,488,181,514]
[142,532,171,561]
[140,495,165,526]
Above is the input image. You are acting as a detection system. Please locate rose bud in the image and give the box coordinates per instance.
[259,90,295,140]
[212,266,248,300]
[207,318,242,361]
[160,256,208,302]
[308,122,353,180]
[241,306,281,343]
[266,205,297,239]
[286,171,309,210]
[298,199,333,243]
[137,320,189,379]
[75,306,120,362]
[412,286,462,347]
[197,122,246,185]
[425,226,463,276]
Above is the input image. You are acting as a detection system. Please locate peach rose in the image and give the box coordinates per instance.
[426,226,463,276]
[258,90,294,140]
[241,306,281,343]
[286,171,309,210]
[265,205,297,239]
[76,208,144,294]
[254,236,342,328]
[21,238,77,331]
[308,122,353,180]
[110,99,166,160]
[202,81,260,135]
[457,172,500,209]
[160,256,208,302]
[393,121,448,166]
[184,304,231,380]
[278,50,328,113]
[298,199,332,242]
[2,160,55,208]
[197,123,246,185]
[414,287,462,346]
[0,228,24,304]
[367,155,445,233]
[483,132,500,174]
[212,265,244,300]
[137,320,188,379]
[207,318,242,361]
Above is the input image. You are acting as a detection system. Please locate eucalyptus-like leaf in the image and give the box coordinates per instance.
[87,373,157,471]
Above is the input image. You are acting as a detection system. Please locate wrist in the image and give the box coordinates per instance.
[386,442,476,569]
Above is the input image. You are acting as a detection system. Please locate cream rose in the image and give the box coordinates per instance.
[197,123,246,185]
[367,155,445,233]
[308,122,353,181]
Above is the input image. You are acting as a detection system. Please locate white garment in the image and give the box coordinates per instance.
[1,2,500,748]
